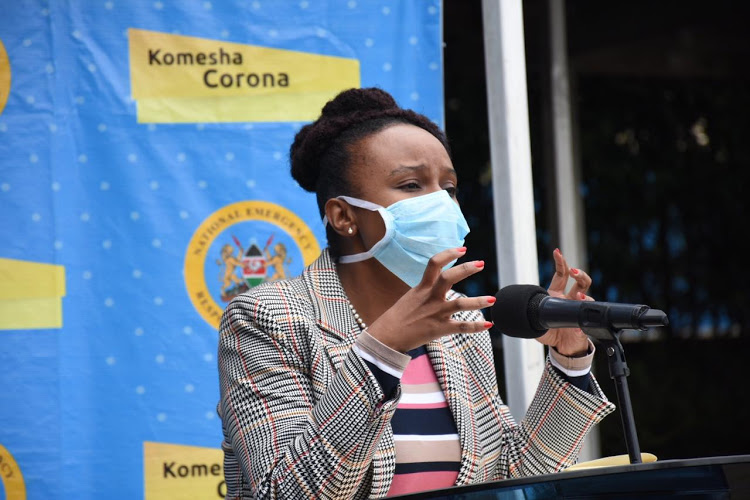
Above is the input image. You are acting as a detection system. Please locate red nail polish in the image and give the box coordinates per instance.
[457,247,467,252]
[571,268,579,275]
[487,296,496,304]
[578,292,586,299]
[483,321,493,329]
[474,260,485,268]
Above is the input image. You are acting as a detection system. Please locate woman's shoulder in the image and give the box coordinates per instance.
[223,275,314,323]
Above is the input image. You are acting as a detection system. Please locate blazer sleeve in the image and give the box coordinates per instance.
[218,291,398,499]
[491,359,616,479]
[453,303,615,480]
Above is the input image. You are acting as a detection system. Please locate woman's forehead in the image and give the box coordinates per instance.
[352,123,452,172]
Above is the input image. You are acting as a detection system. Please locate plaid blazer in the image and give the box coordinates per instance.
[218,249,615,499]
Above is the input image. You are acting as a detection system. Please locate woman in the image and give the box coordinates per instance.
[218,87,614,499]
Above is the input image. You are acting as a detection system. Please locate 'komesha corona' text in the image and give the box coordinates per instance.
[147,48,290,89]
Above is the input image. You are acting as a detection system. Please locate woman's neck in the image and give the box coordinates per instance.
[336,257,410,327]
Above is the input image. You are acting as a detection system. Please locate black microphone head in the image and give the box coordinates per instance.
[490,284,549,339]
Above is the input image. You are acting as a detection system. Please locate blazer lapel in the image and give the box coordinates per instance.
[427,335,480,485]
[302,249,358,345]
[301,249,395,494]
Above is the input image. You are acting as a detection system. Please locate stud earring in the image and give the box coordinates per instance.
[347,227,354,235]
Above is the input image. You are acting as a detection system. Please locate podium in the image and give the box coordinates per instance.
[393,454,750,499]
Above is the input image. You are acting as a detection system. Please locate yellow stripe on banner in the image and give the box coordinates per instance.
[0,258,65,330]
[136,90,346,123]
[144,442,225,500]
[0,297,63,330]
[0,443,27,500]
[128,28,360,123]
[0,258,66,299]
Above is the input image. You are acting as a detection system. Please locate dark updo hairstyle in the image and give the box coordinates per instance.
[290,87,451,257]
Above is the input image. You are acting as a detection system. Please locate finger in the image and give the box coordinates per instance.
[419,247,468,286]
[434,259,485,295]
[566,268,592,299]
[448,295,496,314]
[547,248,570,294]
[446,319,493,334]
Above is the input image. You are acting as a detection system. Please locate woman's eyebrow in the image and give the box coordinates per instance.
[389,164,426,177]
[388,164,456,177]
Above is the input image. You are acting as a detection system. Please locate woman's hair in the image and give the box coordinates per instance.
[289,87,450,256]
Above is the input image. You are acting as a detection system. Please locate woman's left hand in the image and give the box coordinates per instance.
[535,248,593,357]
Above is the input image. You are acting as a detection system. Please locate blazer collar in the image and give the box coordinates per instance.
[302,248,360,343]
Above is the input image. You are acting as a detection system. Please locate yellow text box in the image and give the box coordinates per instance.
[144,441,225,500]
[129,28,360,123]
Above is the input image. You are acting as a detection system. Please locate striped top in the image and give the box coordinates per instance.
[353,330,596,496]
[387,346,461,496]
[354,336,461,496]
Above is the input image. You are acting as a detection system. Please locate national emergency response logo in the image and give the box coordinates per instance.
[0,443,26,500]
[184,201,321,329]
[0,38,11,117]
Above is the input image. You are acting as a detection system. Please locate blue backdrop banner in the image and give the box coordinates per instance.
[0,1,444,498]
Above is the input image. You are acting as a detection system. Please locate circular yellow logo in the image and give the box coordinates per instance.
[0,444,26,500]
[184,201,321,329]
[0,39,10,116]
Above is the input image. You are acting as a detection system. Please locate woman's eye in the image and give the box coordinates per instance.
[400,182,421,191]
[444,186,458,197]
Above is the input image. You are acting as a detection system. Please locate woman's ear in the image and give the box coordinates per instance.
[324,198,358,237]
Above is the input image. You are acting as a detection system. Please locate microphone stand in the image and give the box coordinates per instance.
[581,325,642,464]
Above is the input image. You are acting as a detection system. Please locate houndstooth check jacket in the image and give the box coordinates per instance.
[217,249,615,499]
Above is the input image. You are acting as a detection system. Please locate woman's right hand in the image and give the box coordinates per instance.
[366,247,495,353]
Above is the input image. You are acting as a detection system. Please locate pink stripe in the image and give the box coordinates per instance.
[401,354,439,384]
[397,401,448,410]
[387,471,458,496]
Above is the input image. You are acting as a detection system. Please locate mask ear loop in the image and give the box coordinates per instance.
[322,196,395,264]
[322,196,381,226]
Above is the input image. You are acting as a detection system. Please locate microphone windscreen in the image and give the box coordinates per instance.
[490,284,549,339]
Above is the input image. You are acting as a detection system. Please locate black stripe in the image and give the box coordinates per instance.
[407,345,428,359]
[391,407,458,435]
[394,461,461,474]
[363,359,400,398]
[551,366,592,393]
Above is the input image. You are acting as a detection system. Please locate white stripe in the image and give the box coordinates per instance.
[353,344,404,379]
[393,433,459,442]
[399,391,446,405]
[549,353,592,377]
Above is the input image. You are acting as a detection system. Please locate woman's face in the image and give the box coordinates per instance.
[347,123,458,249]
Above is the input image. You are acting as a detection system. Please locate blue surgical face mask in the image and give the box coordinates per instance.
[329,190,470,287]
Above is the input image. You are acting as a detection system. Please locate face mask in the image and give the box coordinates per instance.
[329,190,470,287]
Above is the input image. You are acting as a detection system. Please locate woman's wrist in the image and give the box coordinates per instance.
[554,339,592,358]
[366,324,402,353]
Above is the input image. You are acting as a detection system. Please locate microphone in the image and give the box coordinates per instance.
[490,284,668,339]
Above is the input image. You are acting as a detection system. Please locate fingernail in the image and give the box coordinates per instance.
[484,321,493,329]
[474,260,485,268]
[456,247,467,253]
[555,248,561,254]
[571,268,579,275]
[487,296,496,305]
[578,292,586,299]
